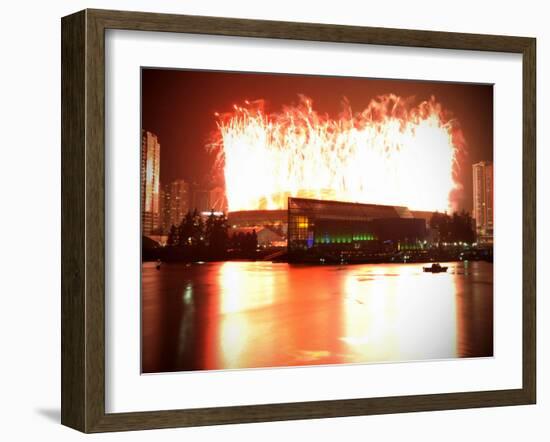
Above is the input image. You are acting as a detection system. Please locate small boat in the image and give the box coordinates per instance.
[423,263,448,273]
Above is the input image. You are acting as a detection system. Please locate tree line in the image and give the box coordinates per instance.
[429,210,476,244]
[163,209,257,260]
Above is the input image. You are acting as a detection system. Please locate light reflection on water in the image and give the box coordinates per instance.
[141,261,493,373]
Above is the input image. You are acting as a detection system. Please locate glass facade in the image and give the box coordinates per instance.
[288,197,426,255]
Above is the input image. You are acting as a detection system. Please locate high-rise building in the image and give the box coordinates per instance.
[472,161,494,243]
[160,180,192,234]
[160,183,171,234]
[187,185,227,214]
[167,179,190,231]
[141,130,161,236]
[191,186,212,213]
[209,186,227,213]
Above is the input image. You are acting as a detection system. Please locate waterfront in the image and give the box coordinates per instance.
[142,260,493,373]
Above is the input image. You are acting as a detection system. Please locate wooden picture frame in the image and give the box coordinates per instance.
[61,8,536,433]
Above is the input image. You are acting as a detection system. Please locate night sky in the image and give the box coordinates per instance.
[141,68,493,212]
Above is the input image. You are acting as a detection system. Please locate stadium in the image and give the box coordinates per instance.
[227,196,429,261]
[288,196,427,257]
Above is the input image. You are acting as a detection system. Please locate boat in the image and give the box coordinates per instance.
[423,263,448,273]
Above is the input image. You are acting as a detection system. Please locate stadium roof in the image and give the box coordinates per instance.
[227,209,287,225]
[288,197,413,220]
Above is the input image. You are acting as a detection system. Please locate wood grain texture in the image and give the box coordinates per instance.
[61,8,537,433]
[522,38,536,403]
[89,8,532,53]
[61,10,86,432]
[84,10,107,433]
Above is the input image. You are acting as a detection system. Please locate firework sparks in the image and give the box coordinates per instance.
[212,94,464,212]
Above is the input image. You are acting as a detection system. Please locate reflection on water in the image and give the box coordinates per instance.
[141,261,493,373]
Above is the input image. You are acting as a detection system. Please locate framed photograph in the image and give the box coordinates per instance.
[61,9,536,433]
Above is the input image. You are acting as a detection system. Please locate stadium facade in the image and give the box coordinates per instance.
[227,209,287,230]
[225,197,429,260]
[287,197,427,257]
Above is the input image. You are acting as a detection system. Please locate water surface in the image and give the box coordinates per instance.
[142,261,493,373]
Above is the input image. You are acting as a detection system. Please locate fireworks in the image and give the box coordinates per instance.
[212,94,464,212]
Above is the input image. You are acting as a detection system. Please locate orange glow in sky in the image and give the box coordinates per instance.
[213,94,465,212]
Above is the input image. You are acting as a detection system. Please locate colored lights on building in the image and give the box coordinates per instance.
[314,233,376,244]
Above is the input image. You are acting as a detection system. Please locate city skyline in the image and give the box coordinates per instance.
[142,68,493,213]
[142,129,493,238]
[142,125,493,237]
[142,129,229,236]
[140,69,494,374]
